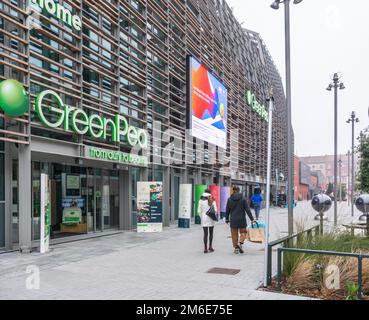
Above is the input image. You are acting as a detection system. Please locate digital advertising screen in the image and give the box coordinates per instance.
[188,56,228,149]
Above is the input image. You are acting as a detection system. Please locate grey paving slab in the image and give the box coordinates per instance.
[0,201,354,300]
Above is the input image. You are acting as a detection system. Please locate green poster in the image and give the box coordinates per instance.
[46,202,51,238]
[195,185,207,225]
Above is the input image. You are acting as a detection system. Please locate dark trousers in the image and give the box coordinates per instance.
[254,204,261,219]
[203,227,214,249]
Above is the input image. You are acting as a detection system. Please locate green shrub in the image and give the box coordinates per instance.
[345,282,359,300]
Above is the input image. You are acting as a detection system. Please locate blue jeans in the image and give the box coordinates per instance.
[254,204,261,220]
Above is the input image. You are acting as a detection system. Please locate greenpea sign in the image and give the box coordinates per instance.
[35,90,148,148]
[245,90,269,122]
[30,0,82,31]
[87,147,148,167]
[0,79,148,150]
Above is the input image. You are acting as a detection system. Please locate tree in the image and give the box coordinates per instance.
[357,131,369,193]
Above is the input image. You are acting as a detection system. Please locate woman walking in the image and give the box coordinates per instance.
[198,190,217,254]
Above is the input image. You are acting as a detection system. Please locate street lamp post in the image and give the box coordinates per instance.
[271,0,303,236]
[326,73,345,226]
[338,159,342,204]
[347,150,350,207]
[347,111,359,217]
[264,90,274,287]
[275,169,279,207]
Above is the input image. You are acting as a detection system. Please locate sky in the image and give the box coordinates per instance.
[226,0,369,157]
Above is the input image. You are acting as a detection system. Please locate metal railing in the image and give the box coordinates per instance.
[277,247,369,299]
[266,225,320,285]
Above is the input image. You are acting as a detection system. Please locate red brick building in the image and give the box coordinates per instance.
[300,154,359,192]
[294,156,317,201]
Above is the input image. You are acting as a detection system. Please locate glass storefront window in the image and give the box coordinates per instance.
[108,172,119,230]
[12,160,18,244]
[32,162,41,241]
[0,203,4,248]
[31,163,121,239]
[154,169,163,182]
[0,152,4,201]
[94,169,102,232]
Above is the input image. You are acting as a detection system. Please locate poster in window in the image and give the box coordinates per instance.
[67,175,80,189]
[137,182,163,233]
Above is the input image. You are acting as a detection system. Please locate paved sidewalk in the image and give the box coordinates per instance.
[1,201,348,300]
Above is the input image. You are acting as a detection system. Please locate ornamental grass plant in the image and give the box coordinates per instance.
[281,228,369,299]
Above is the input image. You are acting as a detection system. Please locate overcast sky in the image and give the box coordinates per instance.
[226,0,369,157]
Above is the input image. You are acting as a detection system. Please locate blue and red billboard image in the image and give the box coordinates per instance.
[189,56,228,149]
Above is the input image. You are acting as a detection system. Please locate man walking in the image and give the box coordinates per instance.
[251,190,263,220]
[226,187,255,254]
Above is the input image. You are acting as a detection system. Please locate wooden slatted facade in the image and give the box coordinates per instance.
[0,0,288,184]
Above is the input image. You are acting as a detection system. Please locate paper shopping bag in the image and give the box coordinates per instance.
[247,225,265,243]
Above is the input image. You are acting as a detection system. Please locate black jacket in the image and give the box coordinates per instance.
[225,193,254,228]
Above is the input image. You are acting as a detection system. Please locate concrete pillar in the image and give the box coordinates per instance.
[205,174,211,186]
[170,169,174,222]
[180,168,187,184]
[4,143,12,250]
[163,166,170,227]
[18,144,32,253]
[140,167,148,181]
[119,169,132,231]
[195,169,202,185]
[219,175,224,187]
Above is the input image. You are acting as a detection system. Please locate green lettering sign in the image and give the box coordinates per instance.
[35,90,148,149]
[87,147,148,167]
[31,0,82,31]
[245,90,269,122]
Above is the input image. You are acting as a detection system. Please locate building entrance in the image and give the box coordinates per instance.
[31,163,120,241]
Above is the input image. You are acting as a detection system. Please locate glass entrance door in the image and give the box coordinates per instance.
[95,170,102,232]
[86,170,94,232]
[87,169,102,232]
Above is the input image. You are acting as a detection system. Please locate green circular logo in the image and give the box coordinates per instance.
[0,79,29,117]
